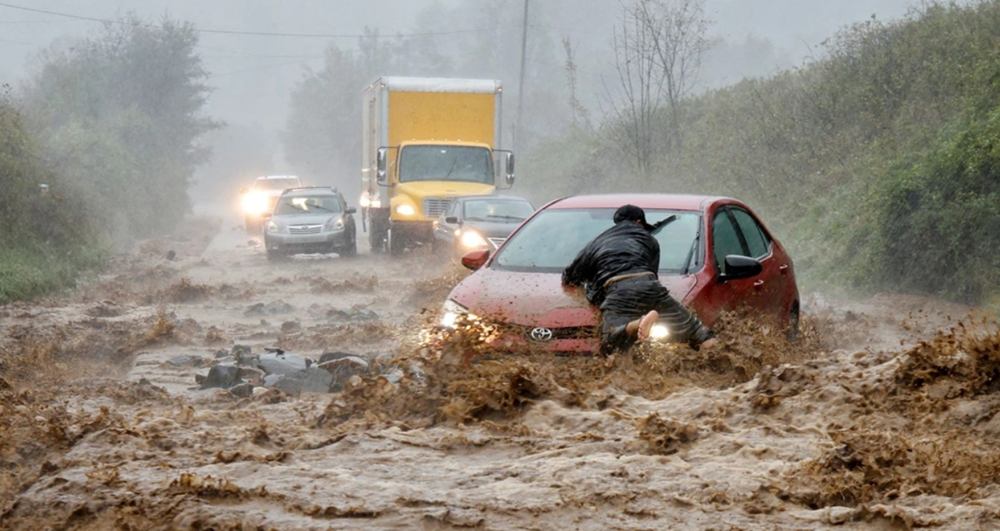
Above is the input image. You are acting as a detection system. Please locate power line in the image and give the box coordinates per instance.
[0,2,486,39]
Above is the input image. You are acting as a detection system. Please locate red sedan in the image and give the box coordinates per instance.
[441,194,799,353]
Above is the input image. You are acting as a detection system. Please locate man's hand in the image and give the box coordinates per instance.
[562,283,582,296]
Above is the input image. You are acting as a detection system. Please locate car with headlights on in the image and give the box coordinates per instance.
[440,193,799,353]
[262,187,357,261]
[433,195,535,257]
[241,175,303,234]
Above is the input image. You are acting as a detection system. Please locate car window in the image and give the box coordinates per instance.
[274,195,342,216]
[492,208,700,274]
[730,208,770,258]
[463,199,534,222]
[712,209,746,274]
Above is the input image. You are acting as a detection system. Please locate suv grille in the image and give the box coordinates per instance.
[288,225,323,235]
[423,198,450,218]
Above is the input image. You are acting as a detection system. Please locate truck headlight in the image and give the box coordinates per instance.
[242,191,269,215]
[395,204,416,216]
[459,230,488,249]
[266,220,281,233]
[440,299,470,328]
[650,323,670,341]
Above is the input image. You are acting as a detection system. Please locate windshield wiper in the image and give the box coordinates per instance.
[486,214,525,221]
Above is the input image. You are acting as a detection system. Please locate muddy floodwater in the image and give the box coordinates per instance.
[2,216,1000,530]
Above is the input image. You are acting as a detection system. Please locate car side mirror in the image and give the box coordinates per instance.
[720,255,762,282]
[345,207,357,215]
[376,147,388,184]
[461,249,490,271]
[505,152,515,180]
[445,216,459,224]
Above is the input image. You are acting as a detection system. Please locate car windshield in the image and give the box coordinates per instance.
[255,178,300,191]
[398,145,494,184]
[463,199,535,222]
[492,208,701,274]
[273,195,342,216]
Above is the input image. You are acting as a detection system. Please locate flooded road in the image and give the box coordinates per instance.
[2,216,999,530]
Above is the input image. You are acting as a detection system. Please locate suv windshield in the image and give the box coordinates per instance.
[399,146,494,184]
[492,208,701,274]
[255,178,300,191]
[463,199,534,222]
[274,195,342,216]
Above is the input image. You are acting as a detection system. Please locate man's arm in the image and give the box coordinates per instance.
[646,234,661,277]
[562,241,596,287]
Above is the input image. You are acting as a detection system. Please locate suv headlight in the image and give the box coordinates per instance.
[459,230,488,249]
[325,217,345,231]
[242,191,268,215]
[266,220,281,233]
[440,299,470,328]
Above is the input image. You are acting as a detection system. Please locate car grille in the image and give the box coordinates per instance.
[503,324,597,342]
[423,198,450,218]
[288,225,323,235]
[487,237,506,248]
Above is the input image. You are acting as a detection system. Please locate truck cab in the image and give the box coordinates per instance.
[360,77,514,255]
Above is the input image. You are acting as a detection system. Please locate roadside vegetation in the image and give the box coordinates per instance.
[522,0,1000,303]
[0,15,216,304]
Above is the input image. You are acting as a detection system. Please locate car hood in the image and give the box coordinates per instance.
[462,220,524,239]
[450,268,699,328]
[274,213,337,226]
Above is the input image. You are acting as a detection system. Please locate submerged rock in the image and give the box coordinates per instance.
[265,367,335,396]
[229,382,254,398]
[166,355,204,368]
[244,300,295,317]
[200,364,240,389]
[317,356,369,392]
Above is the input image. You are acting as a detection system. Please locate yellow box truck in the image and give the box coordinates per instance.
[360,77,515,255]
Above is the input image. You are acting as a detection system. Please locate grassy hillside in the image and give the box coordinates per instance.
[522,1,1000,303]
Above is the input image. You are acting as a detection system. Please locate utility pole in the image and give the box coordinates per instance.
[515,0,530,152]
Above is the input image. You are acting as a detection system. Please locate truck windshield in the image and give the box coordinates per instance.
[398,146,494,184]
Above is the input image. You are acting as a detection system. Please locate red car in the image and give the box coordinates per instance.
[441,194,799,353]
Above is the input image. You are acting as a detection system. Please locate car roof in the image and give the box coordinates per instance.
[256,175,300,180]
[281,187,341,197]
[547,193,726,212]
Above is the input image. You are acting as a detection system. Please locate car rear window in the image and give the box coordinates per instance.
[492,208,701,274]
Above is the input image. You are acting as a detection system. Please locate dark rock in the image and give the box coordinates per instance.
[258,352,309,376]
[244,300,295,317]
[200,364,240,389]
[165,355,204,368]
[263,367,335,396]
[214,349,230,359]
[195,374,206,385]
[236,367,266,386]
[229,382,254,398]
[300,367,334,394]
[318,356,369,392]
[166,250,177,261]
[281,321,301,333]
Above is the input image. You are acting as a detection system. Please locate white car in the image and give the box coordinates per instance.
[241,175,302,234]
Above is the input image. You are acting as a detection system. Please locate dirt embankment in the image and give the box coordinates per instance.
[2,217,999,530]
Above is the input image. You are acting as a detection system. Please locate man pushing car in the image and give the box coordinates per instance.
[562,204,719,355]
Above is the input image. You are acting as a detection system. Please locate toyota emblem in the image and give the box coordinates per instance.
[529,327,554,342]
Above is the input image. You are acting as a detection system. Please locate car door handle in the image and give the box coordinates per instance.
[753,280,765,290]
[779,264,789,275]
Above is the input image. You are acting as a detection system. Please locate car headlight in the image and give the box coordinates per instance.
[242,191,269,215]
[325,217,345,231]
[649,323,670,341]
[266,220,281,233]
[395,204,416,216]
[440,299,470,328]
[459,230,488,249]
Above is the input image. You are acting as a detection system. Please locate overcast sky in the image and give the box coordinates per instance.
[0,0,921,133]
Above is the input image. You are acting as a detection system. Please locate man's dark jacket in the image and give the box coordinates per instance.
[561,221,659,305]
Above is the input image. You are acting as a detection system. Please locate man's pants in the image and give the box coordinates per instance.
[599,277,714,355]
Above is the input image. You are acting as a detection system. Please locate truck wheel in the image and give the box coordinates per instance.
[369,220,387,253]
[388,228,406,256]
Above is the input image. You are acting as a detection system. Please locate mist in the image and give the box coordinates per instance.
[0,0,917,207]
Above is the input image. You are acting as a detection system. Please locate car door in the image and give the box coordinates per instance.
[728,206,792,318]
[698,206,764,323]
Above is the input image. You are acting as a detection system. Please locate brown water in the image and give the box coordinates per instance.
[1,217,998,530]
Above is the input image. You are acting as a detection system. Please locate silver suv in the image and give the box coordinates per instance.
[262,187,357,260]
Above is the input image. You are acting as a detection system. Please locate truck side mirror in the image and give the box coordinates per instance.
[505,152,515,186]
[376,148,388,184]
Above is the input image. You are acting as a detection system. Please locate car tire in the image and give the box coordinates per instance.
[786,303,800,342]
[369,219,387,254]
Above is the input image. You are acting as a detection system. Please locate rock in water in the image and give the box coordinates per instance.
[166,355,204,368]
[317,356,369,392]
[200,364,240,389]
[258,352,308,376]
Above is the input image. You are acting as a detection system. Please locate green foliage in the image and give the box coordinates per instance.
[524,0,1000,303]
